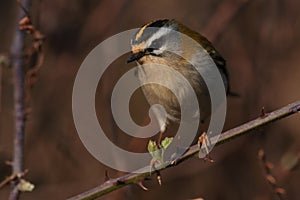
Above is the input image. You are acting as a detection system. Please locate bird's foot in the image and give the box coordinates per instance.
[197,132,214,162]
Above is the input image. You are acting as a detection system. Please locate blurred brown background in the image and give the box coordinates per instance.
[1,0,300,199]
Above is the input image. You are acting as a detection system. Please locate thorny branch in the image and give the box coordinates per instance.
[0,168,28,190]
[17,1,45,116]
[9,0,30,199]
[7,0,44,199]
[258,149,286,200]
[68,101,300,200]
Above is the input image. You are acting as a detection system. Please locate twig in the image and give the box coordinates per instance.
[0,169,29,189]
[9,0,30,199]
[258,149,286,200]
[68,101,300,200]
[19,11,45,117]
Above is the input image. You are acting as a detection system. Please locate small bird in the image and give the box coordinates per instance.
[128,19,229,144]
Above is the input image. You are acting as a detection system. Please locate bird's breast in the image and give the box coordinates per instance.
[136,61,210,122]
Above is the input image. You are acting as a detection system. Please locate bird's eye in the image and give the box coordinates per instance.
[146,48,155,52]
[151,39,162,49]
[146,48,161,56]
[146,48,163,57]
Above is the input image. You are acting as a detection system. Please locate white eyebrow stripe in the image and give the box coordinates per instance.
[146,27,171,47]
[152,47,166,55]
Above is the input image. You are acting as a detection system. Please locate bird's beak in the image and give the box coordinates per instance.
[127,51,145,63]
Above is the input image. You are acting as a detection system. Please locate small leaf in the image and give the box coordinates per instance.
[148,141,162,161]
[161,137,173,150]
[17,179,34,192]
[148,140,158,153]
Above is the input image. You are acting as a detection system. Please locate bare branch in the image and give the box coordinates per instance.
[68,101,300,200]
[258,149,287,200]
[9,0,30,199]
[0,169,28,190]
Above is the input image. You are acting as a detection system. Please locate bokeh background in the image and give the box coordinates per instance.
[1,0,300,199]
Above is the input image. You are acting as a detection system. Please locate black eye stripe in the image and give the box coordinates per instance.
[146,48,155,52]
[150,36,166,48]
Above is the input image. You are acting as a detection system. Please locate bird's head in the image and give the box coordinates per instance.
[127,19,181,64]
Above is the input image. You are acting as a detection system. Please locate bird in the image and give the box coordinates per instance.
[127,19,229,145]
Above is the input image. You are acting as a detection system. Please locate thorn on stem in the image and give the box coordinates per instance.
[116,179,125,185]
[258,149,287,200]
[260,106,268,118]
[156,171,162,186]
[104,170,110,182]
[136,180,148,191]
